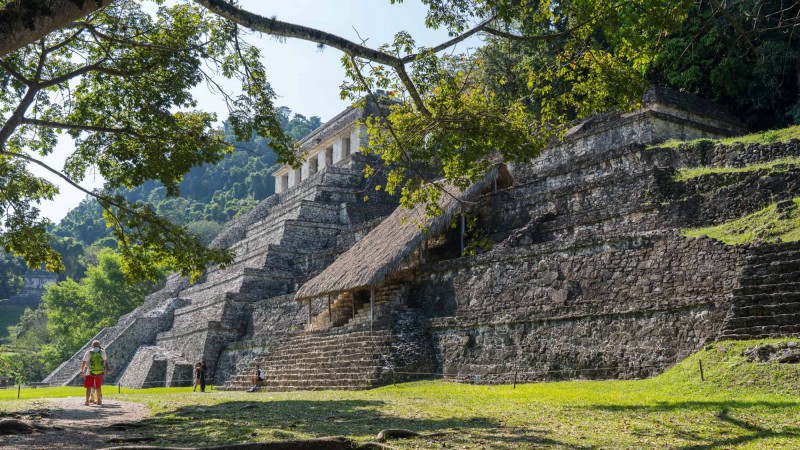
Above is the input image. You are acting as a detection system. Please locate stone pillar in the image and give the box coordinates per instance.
[351,125,367,154]
[332,139,344,163]
[274,176,283,194]
[317,150,328,170]
[288,168,301,188]
[370,287,375,332]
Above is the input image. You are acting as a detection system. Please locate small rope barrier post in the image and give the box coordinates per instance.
[513,370,518,389]
[699,359,705,381]
[17,383,20,399]
[392,370,396,387]
[118,382,121,394]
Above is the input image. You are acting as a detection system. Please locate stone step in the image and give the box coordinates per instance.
[745,259,800,277]
[740,270,800,285]
[259,368,383,378]
[745,246,800,264]
[731,303,800,317]
[725,312,800,329]
[732,292,800,306]
[225,366,383,380]
[734,282,800,296]
[720,324,800,340]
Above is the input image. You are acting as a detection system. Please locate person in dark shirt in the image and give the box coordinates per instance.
[199,360,207,392]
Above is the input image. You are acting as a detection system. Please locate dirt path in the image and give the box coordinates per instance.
[0,397,152,449]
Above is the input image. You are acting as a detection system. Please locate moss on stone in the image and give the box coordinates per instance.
[654,124,800,150]
[673,156,800,181]
[683,198,800,244]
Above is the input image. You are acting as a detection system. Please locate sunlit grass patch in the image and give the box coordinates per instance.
[1,340,799,448]
[674,155,800,181]
[655,124,800,150]
[683,198,800,245]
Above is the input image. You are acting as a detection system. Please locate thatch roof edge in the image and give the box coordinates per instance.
[294,165,511,301]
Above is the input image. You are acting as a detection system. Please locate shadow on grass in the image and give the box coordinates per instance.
[133,399,584,448]
[593,400,800,448]
[591,399,800,412]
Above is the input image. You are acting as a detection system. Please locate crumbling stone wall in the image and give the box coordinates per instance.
[414,232,744,382]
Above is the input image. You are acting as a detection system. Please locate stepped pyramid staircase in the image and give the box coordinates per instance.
[720,242,800,340]
[221,283,431,391]
[45,157,398,387]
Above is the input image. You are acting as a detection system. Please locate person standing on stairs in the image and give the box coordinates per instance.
[80,340,108,406]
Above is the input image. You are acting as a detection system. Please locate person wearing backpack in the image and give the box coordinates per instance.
[80,340,108,406]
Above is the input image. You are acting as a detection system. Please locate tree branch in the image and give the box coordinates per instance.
[193,0,402,66]
[193,0,434,114]
[38,59,130,88]
[0,57,31,84]
[0,86,39,149]
[0,0,114,57]
[20,118,148,139]
[400,17,493,63]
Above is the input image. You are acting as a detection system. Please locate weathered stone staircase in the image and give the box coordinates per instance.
[721,242,800,339]
[308,284,408,332]
[45,156,398,387]
[221,329,394,391]
[221,283,426,391]
[43,294,190,386]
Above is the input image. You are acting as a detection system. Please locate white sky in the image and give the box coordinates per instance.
[32,0,482,222]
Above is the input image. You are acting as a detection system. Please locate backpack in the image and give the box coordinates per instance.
[89,350,105,375]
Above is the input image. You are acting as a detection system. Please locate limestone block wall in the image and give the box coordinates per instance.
[415,232,745,383]
[44,296,189,386]
[118,346,193,388]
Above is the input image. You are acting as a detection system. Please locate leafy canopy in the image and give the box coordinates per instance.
[343,0,693,211]
[0,0,301,281]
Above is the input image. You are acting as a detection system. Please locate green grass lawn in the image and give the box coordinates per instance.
[2,339,799,448]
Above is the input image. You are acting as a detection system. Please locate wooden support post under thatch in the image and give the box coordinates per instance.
[327,295,332,323]
[370,287,375,332]
[460,208,465,256]
[307,299,311,325]
[351,295,355,318]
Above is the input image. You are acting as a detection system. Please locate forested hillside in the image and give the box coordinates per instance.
[50,108,320,280]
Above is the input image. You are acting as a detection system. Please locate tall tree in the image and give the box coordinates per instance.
[0,0,299,281]
[651,0,800,129]
[40,248,155,369]
[0,249,26,299]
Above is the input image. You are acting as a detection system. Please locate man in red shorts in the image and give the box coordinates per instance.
[80,340,108,406]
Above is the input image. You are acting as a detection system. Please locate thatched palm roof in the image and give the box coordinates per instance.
[295,165,512,301]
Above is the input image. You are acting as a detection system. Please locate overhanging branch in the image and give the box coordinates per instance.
[0,0,114,57]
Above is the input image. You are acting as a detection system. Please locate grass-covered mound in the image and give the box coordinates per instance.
[683,198,800,245]
[657,124,800,150]
[674,155,800,181]
[2,339,799,448]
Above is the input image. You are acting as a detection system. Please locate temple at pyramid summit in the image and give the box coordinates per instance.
[46,88,800,389]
